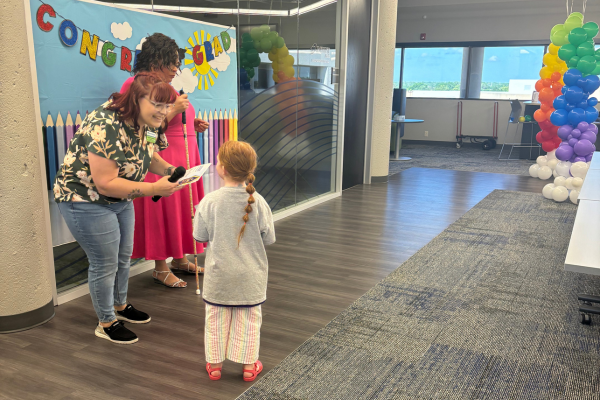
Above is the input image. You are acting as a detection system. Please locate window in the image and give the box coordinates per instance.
[401,47,466,98]
[469,46,545,100]
[393,48,402,89]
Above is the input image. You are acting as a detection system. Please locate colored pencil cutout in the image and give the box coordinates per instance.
[219,110,224,150]
[75,111,82,132]
[65,112,75,147]
[228,110,233,142]
[209,110,215,164]
[234,109,238,141]
[46,113,57,185]
[42,116,50,188]
[224,109,229,143]
[203,110,209,164]
[55,112,66,170]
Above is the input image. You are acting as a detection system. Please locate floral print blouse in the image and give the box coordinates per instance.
[53,101,168,204]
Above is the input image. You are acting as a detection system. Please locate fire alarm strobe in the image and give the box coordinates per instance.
[420,33,426,40]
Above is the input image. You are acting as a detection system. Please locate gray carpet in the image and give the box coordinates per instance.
[238,190,600,400]
[389,143,538,177]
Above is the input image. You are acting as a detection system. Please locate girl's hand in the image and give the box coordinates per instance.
[194,118,209,132]
[173,94,189,115]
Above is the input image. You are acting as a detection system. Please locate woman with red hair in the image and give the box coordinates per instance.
[54,72,183,344]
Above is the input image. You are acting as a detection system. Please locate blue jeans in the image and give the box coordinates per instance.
[58,201,135,323]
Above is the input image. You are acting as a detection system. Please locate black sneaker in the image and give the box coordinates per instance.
[95,321,138,344]
[116,304,151,324]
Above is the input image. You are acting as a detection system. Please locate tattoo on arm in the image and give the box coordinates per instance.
[127,189,144,200]
[164,166,174,176]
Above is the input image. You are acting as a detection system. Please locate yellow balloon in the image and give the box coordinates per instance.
[559,65,568,75]
[543,53,557,67]
[272,62,279,71]
[278,46,289,58]
[284,66,295,78]
[540,66,553,79]
[272,73,278,82]
[268,52,276,62]
[548,43,560,55]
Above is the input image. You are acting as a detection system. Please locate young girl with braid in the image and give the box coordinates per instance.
[193,141,275,381]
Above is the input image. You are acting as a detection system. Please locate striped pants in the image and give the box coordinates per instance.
[204,303,262,364]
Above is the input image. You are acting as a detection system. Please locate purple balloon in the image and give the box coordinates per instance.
[580,132,597,144]
[558,125,573,140]
[574,156,588,163]
[578,122,590,131]
[569,138,579,147]
[556,143,575,161]
[589,124,599,134]
[572,129,582,139]
[570,155,578,163]
[587,154,594,162]
[575,139,595,156]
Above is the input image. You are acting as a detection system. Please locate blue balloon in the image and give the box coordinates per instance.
[562,86,568,94]
[564,69,583,86]
[577,78,587,89]
[568,108,586,125]
[566,104,576,112]
[586,75,600,93]
[589,97,599,106]
[585,106,599,123]
[554,95,568,110]
[565,86,584,104]
[551,109,569,126]
[578,100,589,109]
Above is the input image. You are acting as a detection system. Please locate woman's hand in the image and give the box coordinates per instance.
[152,176,184,197]
[173,94,189,115]
[194,118,209,132]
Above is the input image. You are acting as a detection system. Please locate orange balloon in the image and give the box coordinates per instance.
[535,79,544,92]
[541,103,553,113]
[538,87,554,103]
[534,109,547,123]
[542,78,552,88]
[551,72,562,82]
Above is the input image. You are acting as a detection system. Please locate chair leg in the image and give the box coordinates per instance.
[499,122,512,160]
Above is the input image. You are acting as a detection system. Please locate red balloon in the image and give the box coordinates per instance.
[553,136,562,147]
[540,130,554,141]
[535,79,544,92]
[542,140,558,152]
[552,82,563,91]
[551,72,562,82]
[536,131,544,144]
[539,120,553,130]
[539,88,554,103]
[549,125,559,135]
[534,109,547,123]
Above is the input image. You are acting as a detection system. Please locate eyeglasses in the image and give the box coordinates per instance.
[147,98,174,113]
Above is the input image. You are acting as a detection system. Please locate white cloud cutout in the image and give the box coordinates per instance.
[209,51,231,72]
[489,55,498,62]
[97,40,104,58]
[136,37,147,50]
[520,49,530,54]
[111,22,132,41]
[227,38,237,53]
[172,68,199,94]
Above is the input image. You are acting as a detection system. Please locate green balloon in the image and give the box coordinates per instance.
[583,22,600,39]
[240,56,248,67]
[251,27,262,41]
[559,44,577,61]
[247,48,258,59]
[570,12,584,20]
[254,40,262,52]
[267,31,279,42]
[242,40,254,50]
[577,55,597,73]
[565,16,584,32]
[246,67,255,79]
[260,38,273,53]
[551,24,564,35]
[260,25,270,33]
[240,48,247,59]
[592,63,600,75]
[276,37,285,49]
[577,42,595,57]
[568,55,581,68]
[253,57,262,68]
[552,30,570,46]
[525,115,532,122]
[242,32,252,42]
[569,27,588,46]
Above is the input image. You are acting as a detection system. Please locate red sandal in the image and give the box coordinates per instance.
[206,363,222,381]
[243,360,263,382]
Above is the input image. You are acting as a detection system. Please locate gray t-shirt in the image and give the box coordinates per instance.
[193,186,276,306]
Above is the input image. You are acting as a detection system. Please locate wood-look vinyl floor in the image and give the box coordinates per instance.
[0,168,548,400]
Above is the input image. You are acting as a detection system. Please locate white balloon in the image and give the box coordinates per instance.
[529,164,540,178]
[572,177,584,189]
[555,161,572,178]
[538,166,553,180]
[570,190,580,204]
[554,176,567,187]
[553,170,559,178]
[571,162,589,179]
[565,177,575,190]
[547,159,559,171]
[546,150,557,161]
[552,186,569,202]
[542,183,556,199]
[537,155,548,167]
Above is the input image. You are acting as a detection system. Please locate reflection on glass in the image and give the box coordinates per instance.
[402,47,465,98]
[480,46,544,100]
[393,48,402,89]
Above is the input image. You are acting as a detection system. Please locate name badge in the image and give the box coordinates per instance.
[146,131,158,144]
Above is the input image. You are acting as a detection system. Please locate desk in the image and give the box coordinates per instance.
[589,151,600,170]
[564,199,600,276]
[578,173,600,201]
[390,119,424,161]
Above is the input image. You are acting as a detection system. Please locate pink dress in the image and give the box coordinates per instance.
[120,77,205,260]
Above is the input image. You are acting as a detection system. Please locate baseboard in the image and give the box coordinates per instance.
[371,175,389,183]
[0,299,55,333]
